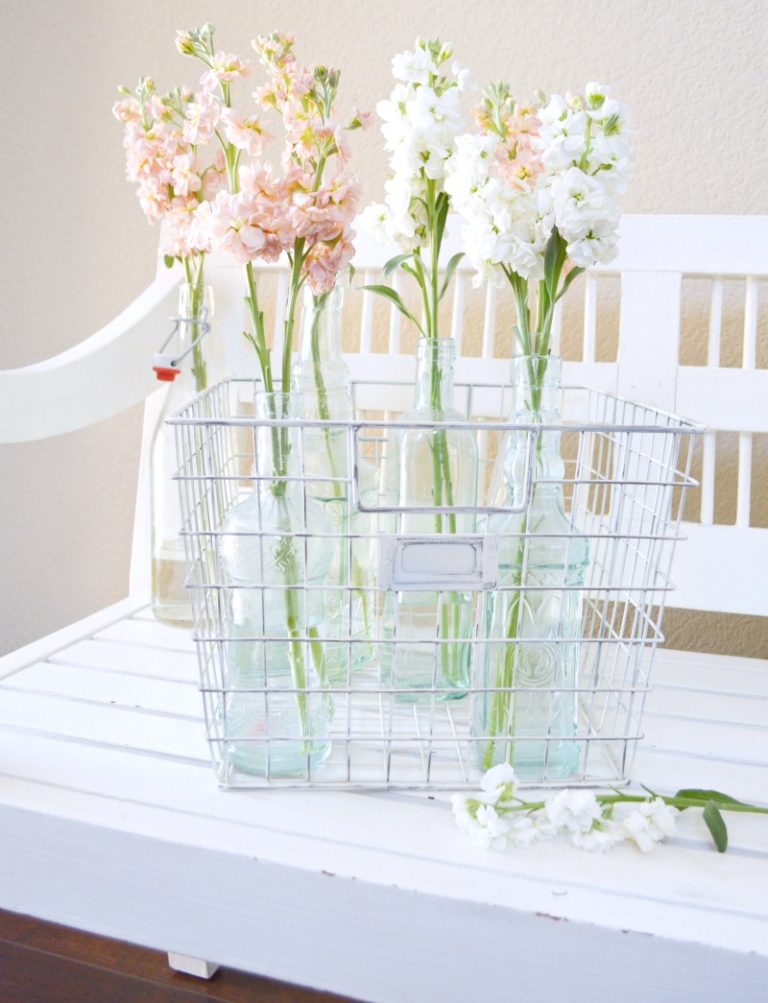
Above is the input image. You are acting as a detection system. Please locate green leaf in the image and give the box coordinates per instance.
[382,253,413,278]
[439,252,465,301]
[362,284,423,333]
[163,255,175,269]
[555,266,585,302]
[434,191,450,252]
[703,801,728,853]
[675,789,751,809]
[543,232,560,293]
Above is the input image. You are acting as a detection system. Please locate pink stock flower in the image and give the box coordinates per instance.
[252,32,297,70]
[137,178,170,222]
[197,190,266,264]
[219,107,271,157]
[349,107,373,130]
[112,97,140,124]
[161,195,199,256]
[201,164,227,201]
[183,90,221,145]
[491,102,544,190]
[171,153,202,197]
[201,52,251,89]
[303,236,355,294]
[147,94,172,124]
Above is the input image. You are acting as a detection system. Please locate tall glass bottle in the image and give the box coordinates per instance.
[474,355,589,779]
[218,392,333,777]
[382,337,478,700]
[292,285,375,681]
[150,281,212,626]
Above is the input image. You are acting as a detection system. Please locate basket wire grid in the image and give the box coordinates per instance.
[170,378,701,790]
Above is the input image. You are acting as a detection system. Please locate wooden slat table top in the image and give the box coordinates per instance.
[0,599,766,1003]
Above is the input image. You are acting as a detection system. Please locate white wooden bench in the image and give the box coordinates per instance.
[0,215,766,1002]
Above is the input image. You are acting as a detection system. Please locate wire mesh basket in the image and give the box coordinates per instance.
[170,377,701,790]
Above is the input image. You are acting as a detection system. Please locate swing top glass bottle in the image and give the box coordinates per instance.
[150,281,213,626]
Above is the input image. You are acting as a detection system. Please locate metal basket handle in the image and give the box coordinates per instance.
[349,425,538,517]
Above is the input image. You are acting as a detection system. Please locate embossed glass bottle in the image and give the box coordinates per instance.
[292,285,375,680]
[382,337,478,700]
[474,355,589,779]
[150,282,212,626]
[219,392,333,777]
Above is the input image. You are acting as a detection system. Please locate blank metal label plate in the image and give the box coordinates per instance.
[378,535,498,591]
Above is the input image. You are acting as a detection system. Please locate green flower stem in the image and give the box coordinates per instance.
[181,255,208,393]
[309,292,342,501]
[475,792,768,817]
[483,514,528,770]
[283,565,308,743]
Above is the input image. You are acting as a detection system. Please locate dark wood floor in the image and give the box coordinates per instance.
[0,910,360,1003]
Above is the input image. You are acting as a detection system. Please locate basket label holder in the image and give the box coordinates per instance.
[379,535,498,591]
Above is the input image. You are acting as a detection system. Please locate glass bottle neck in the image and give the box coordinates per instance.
[510,354,561,419]
[298,286,344,366]
[175,282,213,392]
[413,338,457,412]
[253,391,301,489]
[503,354,564,504]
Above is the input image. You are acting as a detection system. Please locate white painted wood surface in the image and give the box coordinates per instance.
[0,605,766,1002]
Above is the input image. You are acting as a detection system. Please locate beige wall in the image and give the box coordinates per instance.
[1,0,766,654]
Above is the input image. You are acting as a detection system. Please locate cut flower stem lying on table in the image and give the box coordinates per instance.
[452,764,768,854]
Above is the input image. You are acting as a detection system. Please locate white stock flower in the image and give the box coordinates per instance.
[364,40,466,251]
[545,789,603,834]
[480,762,519,803]
[621,798,679,853]
[451,795,511,850]
[391,46,436,84]
[585,81,610,111]
[566,217,620,268]
[550,166,619,243]
[358,202,391,242]
[571,819,625,853]
[505,813,548,849]
[536,95,588,171]
[445,133,498,203]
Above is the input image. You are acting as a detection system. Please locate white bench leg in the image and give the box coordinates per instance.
[167,952,220,979]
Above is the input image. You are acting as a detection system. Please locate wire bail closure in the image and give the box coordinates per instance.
[153,305,211,382]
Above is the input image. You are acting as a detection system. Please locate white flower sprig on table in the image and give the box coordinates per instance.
[452,764,768,854]
[444,81,632,359]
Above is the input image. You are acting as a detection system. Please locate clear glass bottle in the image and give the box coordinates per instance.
[150,281,212,626]
[381,337,478,700]
[292,285,375,681]
[218,392,334,777]
[474,355,589,779]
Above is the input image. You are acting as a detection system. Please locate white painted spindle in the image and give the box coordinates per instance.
[736,431,752,529]
[551,299,563,356]
[388,271,402,355]
[482,283,496,359]
[451,271,465,356]
[360,270,374,354]
[707,278,723,367]
[743,277,758,370]
[700,432,716,526]
[583,274,597,363]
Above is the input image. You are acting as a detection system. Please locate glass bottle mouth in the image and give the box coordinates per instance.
[301,283,344,311]
[416,336,456,360]
[253,390,302,419]
[178,282,215,318]
[510,353,561,388]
